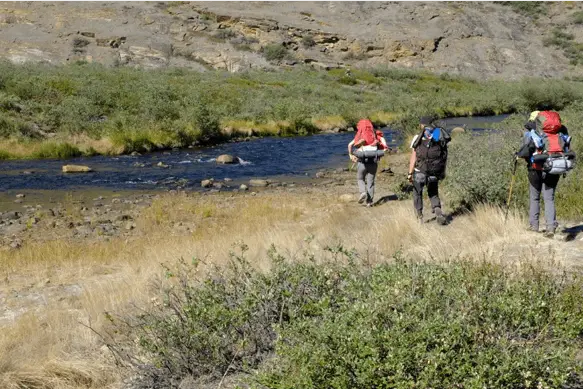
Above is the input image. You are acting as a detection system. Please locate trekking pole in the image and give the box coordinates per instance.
[505,157,519,222]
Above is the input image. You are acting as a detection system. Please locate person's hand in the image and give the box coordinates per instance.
[350,154,358,163]
[407,172,413,183]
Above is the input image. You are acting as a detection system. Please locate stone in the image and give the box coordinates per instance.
[156,162,170,168]
[16,194,25,198]
[125,222,135,231]
[216,154,239,164]
[451,127,465,137]
[212,182,223,189]
[1,211,21,221]
[130,151,141,156]
[62,165,92,173]
[249,179,269,187]
[224,177,233,182]
[80,31,95,38]
[339,194,355,203]
[315,171,326,178]
[115,214,133,222]
[10,240,22,250]
[240,184,249,191]
[201,179,214,188]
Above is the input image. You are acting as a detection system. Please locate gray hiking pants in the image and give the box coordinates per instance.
[528,170,560,232]
[413,172,442,216]
[357,161,377,203]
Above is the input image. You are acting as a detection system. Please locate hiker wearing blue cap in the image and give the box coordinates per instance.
[408,115,451,225]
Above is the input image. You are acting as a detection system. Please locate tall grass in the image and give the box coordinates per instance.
[2,61,583,158]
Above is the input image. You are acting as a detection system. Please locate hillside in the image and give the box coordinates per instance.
[1,1,583,79]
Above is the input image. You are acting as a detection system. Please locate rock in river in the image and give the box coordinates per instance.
[62,165,92,173]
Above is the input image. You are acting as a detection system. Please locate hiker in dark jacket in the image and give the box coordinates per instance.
[407,116,450,225]
[516,111,570,238]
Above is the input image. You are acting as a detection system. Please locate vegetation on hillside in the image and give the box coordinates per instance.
[2,61,583,158]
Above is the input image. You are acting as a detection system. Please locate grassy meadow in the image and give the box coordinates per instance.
[2,187,583,388]
[2,61,583,158]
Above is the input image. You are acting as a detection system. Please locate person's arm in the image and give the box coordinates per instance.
[348,140,358,162]
[408,148,417,182]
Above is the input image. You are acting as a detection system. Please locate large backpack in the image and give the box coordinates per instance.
[526,111,575,174]
[354,119,378,147]
[414,127,450,180]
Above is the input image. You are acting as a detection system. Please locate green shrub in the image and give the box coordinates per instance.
[263,44,288,62]
[301,35,316,48]
[496,1,548,19]
[574,11,583,25]
[105,245,583,388]
[441,128,520,213]
[31,142,82,159]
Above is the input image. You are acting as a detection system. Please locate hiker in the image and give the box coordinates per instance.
[516,110,575,238]
[348,119,387,207]
[407,116,450,225]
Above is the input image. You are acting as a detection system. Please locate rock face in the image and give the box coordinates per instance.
[62,165,92,173]
[0,2,582,79]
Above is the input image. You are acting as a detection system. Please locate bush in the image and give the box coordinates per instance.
[263,44,288,62]
[301,35,316,48]
[105,245,583,388]
[574,11,583,25]
[31,142,82,159]
[441,128,520,213]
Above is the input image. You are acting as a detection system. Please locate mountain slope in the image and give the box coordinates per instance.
[1,1,583,79]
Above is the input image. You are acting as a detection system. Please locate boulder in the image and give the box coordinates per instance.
[201,179,214,188]
[216,154,238,164]
[156,162,170,168]
[240,184,249,191]
[16,193,25,198]
[339,194,355,203]
[249,179,269,187]
[62,165,92,173]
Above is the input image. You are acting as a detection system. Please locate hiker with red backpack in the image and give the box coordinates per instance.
[348,119,388,207]
[516,110,575,238]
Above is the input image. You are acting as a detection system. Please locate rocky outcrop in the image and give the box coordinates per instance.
[0,2,582,79]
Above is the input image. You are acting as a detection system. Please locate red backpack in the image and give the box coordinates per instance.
[354,119,378,147]
[535,111,564,154]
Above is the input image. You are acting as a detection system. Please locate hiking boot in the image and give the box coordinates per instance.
[527,226,539,233]
[434,208,447,225]
[543,230,555,239]
[366,203,373,208]
[436,214,447,226]
[358,193,367,204]
[416,212,423,224]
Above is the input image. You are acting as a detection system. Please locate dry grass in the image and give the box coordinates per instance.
[0,189,581,388]
[311,115,348,131]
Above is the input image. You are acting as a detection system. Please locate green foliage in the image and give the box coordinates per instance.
[1,61,583,158]
[573,11,583,25]
[263,44,288,62]
[442,127,520,212]
[543,28,583,66]
[107,246,583,388]
[301,34,316,48]
[31,142,82,159]
[496,1,548,19]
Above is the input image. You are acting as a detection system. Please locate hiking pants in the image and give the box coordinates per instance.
[528,170,560,232]
[357,161,377,203]
[413,172,442,216]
